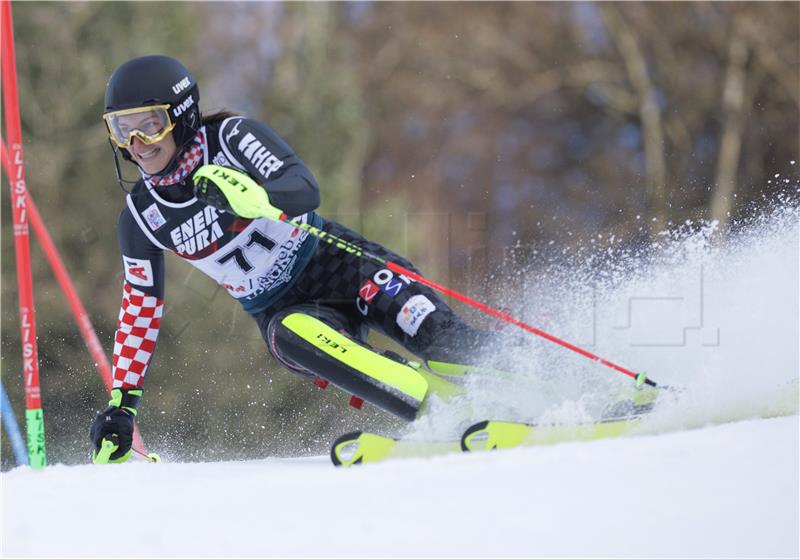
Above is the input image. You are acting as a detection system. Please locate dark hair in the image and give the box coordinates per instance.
[202,109,241,125]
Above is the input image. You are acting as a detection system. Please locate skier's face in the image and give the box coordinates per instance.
[128,131,178,175]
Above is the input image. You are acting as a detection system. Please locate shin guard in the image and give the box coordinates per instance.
[269,310,429,420]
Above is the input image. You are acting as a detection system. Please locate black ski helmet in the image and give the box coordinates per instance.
[104,55,201,155]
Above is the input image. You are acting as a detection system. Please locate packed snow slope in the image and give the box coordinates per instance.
[2,416,798,557]
[4,199,799,556]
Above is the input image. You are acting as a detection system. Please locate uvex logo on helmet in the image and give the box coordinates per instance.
[172,76,191,94]
[172,95,195,118]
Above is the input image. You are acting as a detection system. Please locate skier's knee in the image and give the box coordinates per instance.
[265,304,363,379]
[267,305,425,420]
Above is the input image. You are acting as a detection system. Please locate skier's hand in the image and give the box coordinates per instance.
[193,164,283,221]
[193,170,235,214]
[89,388,140,464]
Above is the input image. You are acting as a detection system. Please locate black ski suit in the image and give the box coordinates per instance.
[112,114,506,405]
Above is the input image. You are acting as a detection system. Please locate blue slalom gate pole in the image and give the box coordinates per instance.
[1,380,29,466]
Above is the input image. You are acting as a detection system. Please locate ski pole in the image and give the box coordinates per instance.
[95,435,160,463]
[290,218,655,387]
[195,165,659,388]
[132,447,161,463]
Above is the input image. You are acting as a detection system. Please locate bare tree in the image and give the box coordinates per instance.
[710,15,752,232]
[599,4,668,231]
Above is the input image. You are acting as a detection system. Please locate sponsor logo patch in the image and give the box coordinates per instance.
[356,268,414,316]
[378,276,407,297]
[238,132,284,179]
[172,76,191,94]
[212,152,230,167]
[123,257,154,287]
[142,203,167,231]
[242,233,308,300]
[358,280,379,305]
[396,295,436,337]
[172,95,195,118]
[225,119,243,143]
[169,206,223,256]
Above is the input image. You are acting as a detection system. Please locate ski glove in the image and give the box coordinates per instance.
[193,164,284,221]
[89,388,141,464]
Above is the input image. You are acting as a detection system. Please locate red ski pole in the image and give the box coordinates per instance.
[282,214,657,387]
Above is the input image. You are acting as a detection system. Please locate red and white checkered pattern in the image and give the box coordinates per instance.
[112,282,163,389]
[145,130,206,187]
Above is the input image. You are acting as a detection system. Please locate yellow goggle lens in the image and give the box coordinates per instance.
[103,105,175,148]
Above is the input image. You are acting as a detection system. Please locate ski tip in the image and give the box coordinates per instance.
[460,420,490,452]
[461,420,534,452]
[330,431,400,467]
[330,431,364,467]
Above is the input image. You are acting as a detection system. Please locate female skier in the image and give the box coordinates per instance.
[89,55,514,463]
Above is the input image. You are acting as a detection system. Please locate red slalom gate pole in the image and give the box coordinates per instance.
[2,0,46,467]
[1,141,148,456]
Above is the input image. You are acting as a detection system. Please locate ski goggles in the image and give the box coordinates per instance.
[103,105,176,148]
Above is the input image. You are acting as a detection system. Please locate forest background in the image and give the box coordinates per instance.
[2,1,798,469]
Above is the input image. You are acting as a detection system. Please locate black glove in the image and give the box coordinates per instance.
[193,164,284,220]
[89,388,141,464]
[194,175,234,214]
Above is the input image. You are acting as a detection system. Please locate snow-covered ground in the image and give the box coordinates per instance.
[2,415,798,557]
[4,189,798,557]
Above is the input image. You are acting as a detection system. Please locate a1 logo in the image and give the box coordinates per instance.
[123,256,154,287]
